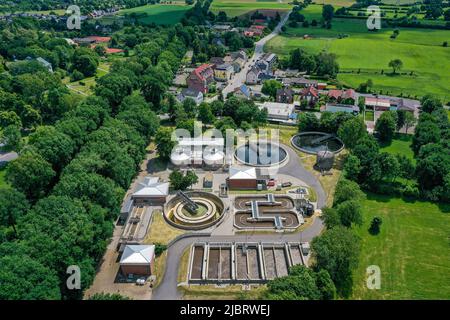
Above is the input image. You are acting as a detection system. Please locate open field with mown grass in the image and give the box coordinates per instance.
[144,210,184,245]
[266,6,450,101]
[352,194,450,299]
[119,3,191,25]
[379,133,415,162]
[210,0,292,17]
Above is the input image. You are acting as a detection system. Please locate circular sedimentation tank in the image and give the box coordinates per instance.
[234,142,288,167]
[165,191,225,230]
[291,132,344,155]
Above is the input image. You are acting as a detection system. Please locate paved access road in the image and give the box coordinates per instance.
[0,151,18,165]
[152,144,326,300]
[221,10,291,97]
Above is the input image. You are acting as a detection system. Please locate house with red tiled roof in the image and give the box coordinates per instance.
[301,86,319,106]
[186,64,214,94]
[327,89,357,105]
[105,48,124,54]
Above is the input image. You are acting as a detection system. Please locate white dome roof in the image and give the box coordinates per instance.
[171,149,191,166]
[203,149,224,165]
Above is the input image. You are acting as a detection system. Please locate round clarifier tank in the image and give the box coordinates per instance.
[291,132,344,154]
[235,141,288,167]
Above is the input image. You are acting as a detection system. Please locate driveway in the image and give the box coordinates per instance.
[221,10,291,97]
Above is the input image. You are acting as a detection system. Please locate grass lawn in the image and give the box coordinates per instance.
[364,110,374,121]
[352,194,450,299]
[210,0,292,17]
[379,133,415,162]
[153,252,168,288]
[0,165,9,189]
[119,3,191,25]
[181,283,267,300]
[265,6,450,101]
[144,210,184,246]
[64,61,112,96]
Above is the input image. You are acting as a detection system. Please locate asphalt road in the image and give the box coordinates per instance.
[152,144,326,300]
[221,10,291,97]
[0,151,18,165]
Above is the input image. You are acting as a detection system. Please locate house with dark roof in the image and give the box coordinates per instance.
[276,88,294,104]
[186,64,214,94]
[177,88,204,105]
[246,66,263,85]
[234,85,252,100]
[231,50,248,62]
[261,53,277,73]
[282,77,318,88]
[209,57,225,67]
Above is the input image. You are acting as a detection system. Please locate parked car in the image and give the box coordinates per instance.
[281,182,292,188]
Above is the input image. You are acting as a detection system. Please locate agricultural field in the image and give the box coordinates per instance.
[210,0,293,17]
[119,3,192,25]
[352,194,450,299]
[266,5,450,101]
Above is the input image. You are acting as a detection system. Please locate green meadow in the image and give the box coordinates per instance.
[379,134,415,162]
[210,0,293,17]
[352,194,450,299]
[265,5,450,101]
[119,3,191,25]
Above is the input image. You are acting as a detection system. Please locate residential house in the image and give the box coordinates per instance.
[364,97,391,111]
[282,77,318,88]
[261,53,277,74]
[364,95,421,116]
[73,36,111,45]
[276,88,294,104]
[234,85,252,100]
[246,66,263,85]
[301,86,319,106]
[231,60,242,73]
[177,88,204,105]
[231,50,248,62]
[210,57,225,67]
[327,89,357,105]
[214,63,234,82]
[187,64,214,94]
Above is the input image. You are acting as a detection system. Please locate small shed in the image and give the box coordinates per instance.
[203,172,213,188]
[120,245,155,276]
